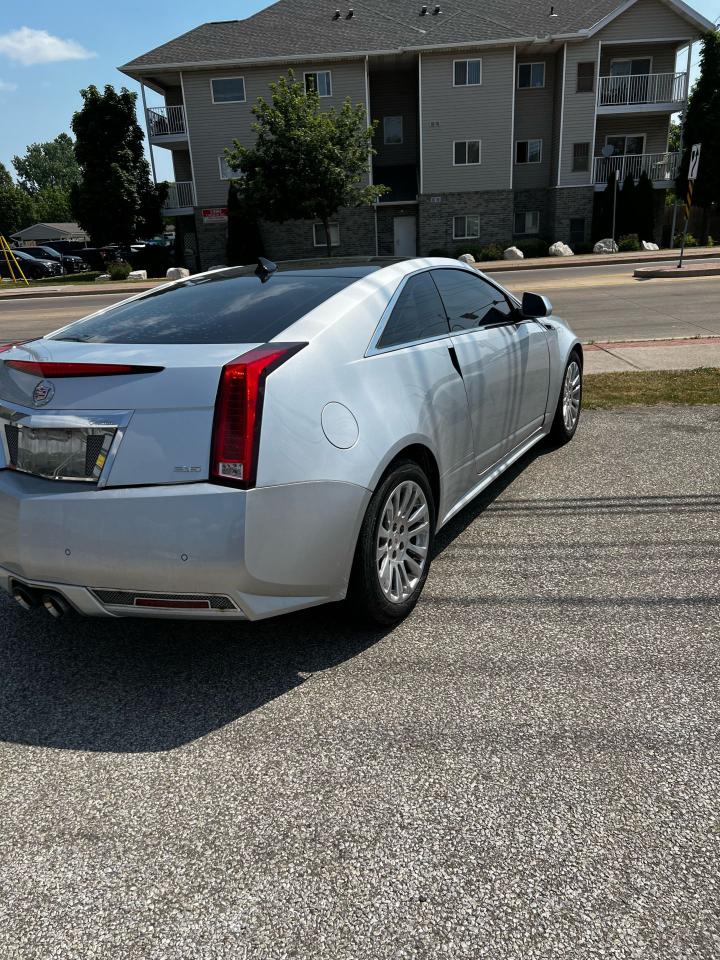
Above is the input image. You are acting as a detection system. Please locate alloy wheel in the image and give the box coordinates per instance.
[562,360,581,433]
[376,480,430,604]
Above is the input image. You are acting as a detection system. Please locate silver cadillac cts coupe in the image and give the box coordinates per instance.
[0,257,582,625]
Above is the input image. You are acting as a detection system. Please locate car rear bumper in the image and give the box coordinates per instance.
[0,471,371,620]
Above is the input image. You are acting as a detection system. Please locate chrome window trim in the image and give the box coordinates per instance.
[0,401,132,487]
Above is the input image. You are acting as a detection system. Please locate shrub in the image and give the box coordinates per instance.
[708,236,715,247]
[130,245,173,277]
[513,238,548,258]
[477,242,505,262]
[674,233,698,247]
[453,245,482,261]
[618,233,641,252]
[108,260,132,281]
[573,241,594,254]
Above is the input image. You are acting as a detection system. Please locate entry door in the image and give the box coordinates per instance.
[393,216,417,257]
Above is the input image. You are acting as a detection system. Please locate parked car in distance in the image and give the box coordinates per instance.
[16,246,90,274]
[1,249,62,280]
[0,257,583,625]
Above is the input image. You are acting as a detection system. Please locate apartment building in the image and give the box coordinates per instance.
[120,0,713,268]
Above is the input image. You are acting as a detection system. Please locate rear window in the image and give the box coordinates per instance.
[50,272,353,344]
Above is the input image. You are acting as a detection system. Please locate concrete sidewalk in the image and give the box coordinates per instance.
[0,280,164,300]
[585,336,720,373]
[475,245,718,272]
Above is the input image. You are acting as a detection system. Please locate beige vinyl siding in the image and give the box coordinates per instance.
[181,60,368,206]
[370,70,418,167]
[599,42,679,76]
[596,0,696,42]
[513,55,556,190]
[559,38,599,185]
[594,114,671,157]
[420,48,513,193]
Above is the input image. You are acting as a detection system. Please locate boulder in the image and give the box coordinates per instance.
[593,238,618,254]
[457,253,476,266]
[166,266,190,280]
[549,241,574,257]
[95,274,110,282]
[503,246,524,260]
[641,240,659,252]
[128,269,147,280]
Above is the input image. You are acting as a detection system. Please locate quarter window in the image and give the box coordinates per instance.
[453,216,480,239]
[211,77,246,103]
[383,116,403,145]
[514,211,540,235]
[454,59,482,86]
[377,272,450,350]
[572,142,590,172]
[518,62,545,89]
[454,140,481,165]
[304,71,332,97]
[576,62,595,93]
[431,269,513,332]
[313,222,340,247]
[516,139,542,164]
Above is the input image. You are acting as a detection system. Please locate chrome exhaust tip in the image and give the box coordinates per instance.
[12,586,37,612]
[41,593,71,620]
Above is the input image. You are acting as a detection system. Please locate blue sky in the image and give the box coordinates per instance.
[0,0,718,186]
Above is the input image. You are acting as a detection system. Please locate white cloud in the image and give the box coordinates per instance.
[0,27,96,66]
[0,79,18,92]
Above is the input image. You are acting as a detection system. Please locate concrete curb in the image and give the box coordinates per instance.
[473,248,719,272]
[634,265,720,280]
[0,283,162,301]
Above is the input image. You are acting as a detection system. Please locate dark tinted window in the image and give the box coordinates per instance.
[50,273,352,344]
[431,269,513,332]
[377,272,449,349]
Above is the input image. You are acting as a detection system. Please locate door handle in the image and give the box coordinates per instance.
[447,345,463,379]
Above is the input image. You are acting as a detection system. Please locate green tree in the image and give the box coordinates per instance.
[668,120,681,154]
[0,162,36,238]
[70,84,167,246]
[676,30,720,242]
[618,172,638,237]
[226,71,386,257]
[12,133,80,194]
[226,181,264,265]
[635,171,656,242]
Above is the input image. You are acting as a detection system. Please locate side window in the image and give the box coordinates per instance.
[431,269,513,332]
[377,272,450,350]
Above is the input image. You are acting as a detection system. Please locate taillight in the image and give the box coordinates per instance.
[211,343,306,489]
[4,361,164,377]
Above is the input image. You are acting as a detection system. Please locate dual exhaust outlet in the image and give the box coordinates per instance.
[12,584,72,620]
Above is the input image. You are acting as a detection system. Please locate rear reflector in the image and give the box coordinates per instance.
[211,342,306,488]
[5,361,164,378]
[134,598,211,610]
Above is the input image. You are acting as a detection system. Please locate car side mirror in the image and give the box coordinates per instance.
[521,292,553,318]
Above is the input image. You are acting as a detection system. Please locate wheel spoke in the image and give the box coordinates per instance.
[376,479,431,605]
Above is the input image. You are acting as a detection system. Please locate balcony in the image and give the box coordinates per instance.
[592,152,680,188]
[597,72,687,113]
[147,105,187,144]
[162,181,195,215]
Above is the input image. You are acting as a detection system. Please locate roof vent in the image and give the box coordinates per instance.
[420,4,428,14]
[549,4,558,15]
[332,9,340,19]
[346,7,354,17]
[433,4,441,14]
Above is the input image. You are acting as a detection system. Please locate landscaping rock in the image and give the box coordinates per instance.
[166,267,190,280]
[95,274,110,282]
[503,246,524,260]
[594,238,618,254]
[458,253,476,266]
[641,241,660,252]
[128,270,148,280]
[549,241,574,257]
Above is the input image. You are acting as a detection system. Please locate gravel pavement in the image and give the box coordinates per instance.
[1,405,719,959]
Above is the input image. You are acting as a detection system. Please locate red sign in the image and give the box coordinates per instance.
[202,207,229,224]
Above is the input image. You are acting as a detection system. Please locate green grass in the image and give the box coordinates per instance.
[584,368,720,409]
[0,271,101,288]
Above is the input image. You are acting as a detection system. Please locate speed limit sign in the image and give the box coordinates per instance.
[688,143,701,182]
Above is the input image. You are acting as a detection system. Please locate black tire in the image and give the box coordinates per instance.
[550,350,583,444]
[348,459,436,626]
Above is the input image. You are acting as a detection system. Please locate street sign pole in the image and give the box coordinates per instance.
[679,143,701,270]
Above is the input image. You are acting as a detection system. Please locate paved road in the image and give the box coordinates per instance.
[2,260,720,343]
[1,406,719,958]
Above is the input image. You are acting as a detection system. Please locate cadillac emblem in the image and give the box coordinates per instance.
[32,380,55,407]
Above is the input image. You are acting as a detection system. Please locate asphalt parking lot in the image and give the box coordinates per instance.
[1,405,719,959]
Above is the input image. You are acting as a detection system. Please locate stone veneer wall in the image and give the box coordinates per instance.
[512,189,554,241]
[418,191,514,254]
[552,187,595,245]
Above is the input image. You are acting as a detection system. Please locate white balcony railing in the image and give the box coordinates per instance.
[598,72,687,107]
[593,152,680,185]
[147,105,187,138]
[162,181,195,212]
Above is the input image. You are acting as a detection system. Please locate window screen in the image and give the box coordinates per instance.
[454,59,482,86]
[432,269,513,332]
[211,78,246,103]
[377,273,450,349]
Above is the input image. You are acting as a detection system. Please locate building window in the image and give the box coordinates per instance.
[576,62,595,93]
[514,211,540,235]
[453,215,480,239]
[515,139,542,164]
[211,77,246,104]
[517,62,545,89]
[572,142,590,172]
[313,222,340,247]
[304,71,332,97]
[454,59,482,86]
[606,134,646,156]
[453,140,481,165]
[218,155,237,180]
[570,218,586,244]
[384,116,403,145]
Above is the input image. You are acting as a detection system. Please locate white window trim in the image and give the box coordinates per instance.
[515,139,543,164]
[604,133,647,156]
[453,215,480,240]
[304,70,333,97]
[514,211,540,235]
[313,222,340,247]
[453,58,483,87]
[383,116,404,145]
[517,62,546,89]
[609,56,653,75]
[452,139,482,166]
[210,76,246,104]
[218,155,236,181]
